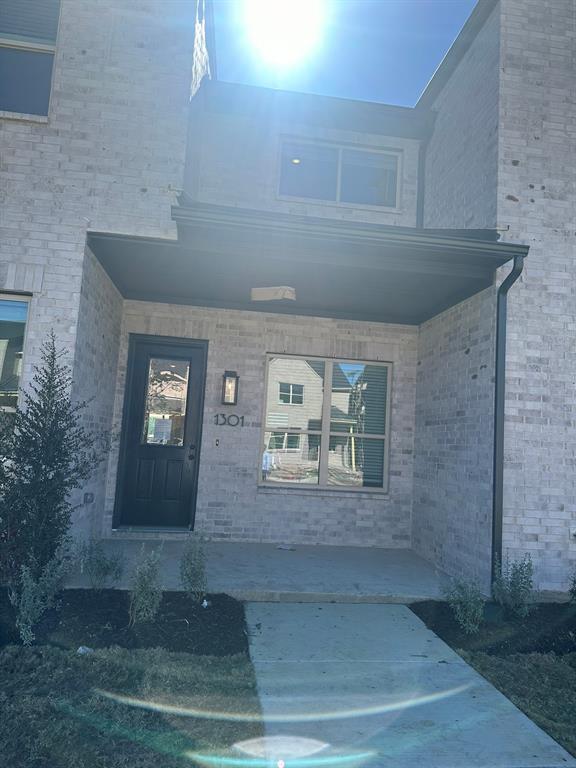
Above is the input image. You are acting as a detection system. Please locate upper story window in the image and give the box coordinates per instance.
[279,140,400,208]
[0,295,29,412]
[0,0,60,116]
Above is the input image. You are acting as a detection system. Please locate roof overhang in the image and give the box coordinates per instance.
[197,80,436,141]
[87,202,528,326]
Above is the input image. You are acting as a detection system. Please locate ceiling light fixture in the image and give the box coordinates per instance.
[251,286,296,302]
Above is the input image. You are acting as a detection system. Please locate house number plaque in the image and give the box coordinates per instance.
[214,413,245,427]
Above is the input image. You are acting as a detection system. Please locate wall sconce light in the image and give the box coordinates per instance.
[221,371,239,405]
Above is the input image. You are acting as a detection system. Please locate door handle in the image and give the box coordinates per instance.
[188,444,197,461]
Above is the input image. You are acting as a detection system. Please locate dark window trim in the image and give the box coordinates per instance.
[261,353,392,492]
[277,138,402,211]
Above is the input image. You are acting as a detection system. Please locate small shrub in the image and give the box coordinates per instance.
[8,540,74,645]
[493,553,534,619]
[180,534,207,603]
[444,578,485,634]
[78,538,123,590]
[129,545,163,626]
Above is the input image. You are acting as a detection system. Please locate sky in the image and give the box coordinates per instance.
[212,0,478,107]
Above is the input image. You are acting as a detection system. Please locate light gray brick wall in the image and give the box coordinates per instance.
[0,0,194,535]
[413,288,496,592]
[188,109,421,227]
[103,303,418,547]
[423,3,501,229]
[423,0,576,590]
[71,247,123,537]
[417,2,502,586]
[496,0,576,590]
[0,0,193,391]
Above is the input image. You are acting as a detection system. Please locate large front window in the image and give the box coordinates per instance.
[262,356,391,489]
[0,296,29,412]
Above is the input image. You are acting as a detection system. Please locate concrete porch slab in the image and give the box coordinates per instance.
[245,603,575,768]
[68,539,449,603]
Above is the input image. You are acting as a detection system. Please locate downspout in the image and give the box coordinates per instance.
[491,254,525,583]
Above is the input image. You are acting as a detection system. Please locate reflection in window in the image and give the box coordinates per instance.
[330,363,388,435]
[0,298,28,412]
[263,358,324,485]
[327,436,385,488]
[142,358,189,446]
[279,141,338,202]
[340,149,398,207]
[262,431,318,484]
[268,432,301,450]
[263,356,390,489]
[279,382,304,405]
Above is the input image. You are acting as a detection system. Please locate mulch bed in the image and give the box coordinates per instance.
[0,589,248,655]
[411,599,576,655]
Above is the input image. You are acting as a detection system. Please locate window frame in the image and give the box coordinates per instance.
[277,138,402,212]
[0,292,31,413]
[0,1,60,120]
[268,432,302,451]
[278,381,304,405]
[260,353,392,493]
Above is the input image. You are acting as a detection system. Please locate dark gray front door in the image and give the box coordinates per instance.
[117,335,207,528]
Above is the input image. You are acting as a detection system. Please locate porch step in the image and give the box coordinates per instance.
[214,589,437,604]
[68,540,450,602]
[109,528,192,541]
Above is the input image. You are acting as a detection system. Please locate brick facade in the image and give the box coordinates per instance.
[413,288,496,592]
[102,302,417,547]
[497,0,576,590]
[421,0,576,590]
[3,0,574,590]
[423,3,501,230]
[186,100,421,227]
[0,0,193,401]
[0,0,194,536]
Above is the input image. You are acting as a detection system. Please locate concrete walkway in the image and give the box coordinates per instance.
[245,603,575,768]
[70,539,449,602]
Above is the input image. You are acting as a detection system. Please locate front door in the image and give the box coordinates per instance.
[117,335,207,528]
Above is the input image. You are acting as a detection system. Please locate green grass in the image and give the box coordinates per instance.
[0,644,263,768]
[461,651,576,757]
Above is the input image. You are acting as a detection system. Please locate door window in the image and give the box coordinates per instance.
[141,357,190,446]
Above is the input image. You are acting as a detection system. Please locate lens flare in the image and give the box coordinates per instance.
[235,735,329,759]
[95,683,471,722]
[186,750,376,768]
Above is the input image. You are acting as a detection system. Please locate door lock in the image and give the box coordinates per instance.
[188,444,197,461]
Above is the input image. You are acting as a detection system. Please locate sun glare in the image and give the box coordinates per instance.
[242,0,327,69]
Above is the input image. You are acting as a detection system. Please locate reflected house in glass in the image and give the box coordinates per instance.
[142,358,190,446]
[13,0,576,594]
[262,358,390,489]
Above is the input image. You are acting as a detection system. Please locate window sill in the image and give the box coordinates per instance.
[257,482,390,499]
[0,110,48,123]
[276,194,403,216]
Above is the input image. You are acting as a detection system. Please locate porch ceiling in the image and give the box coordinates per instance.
[88,202,528,325]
